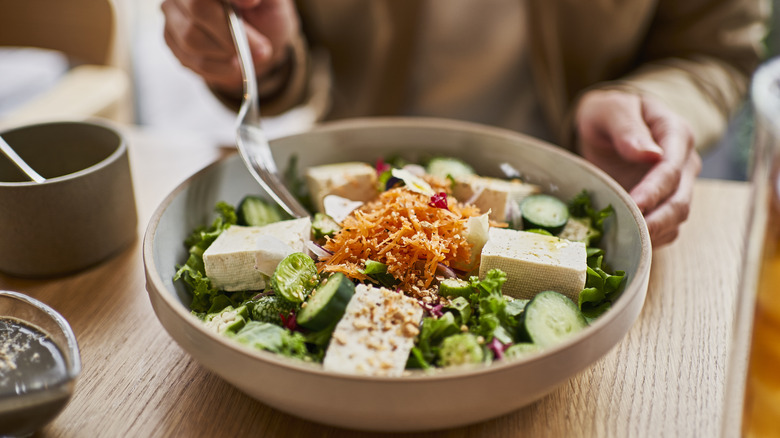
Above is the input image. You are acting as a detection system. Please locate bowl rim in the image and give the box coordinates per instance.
[0,119,126,187]
[143,116,651,383]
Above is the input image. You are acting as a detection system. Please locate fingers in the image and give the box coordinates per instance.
[231,0,263,7]
[162,0,240,91]
[576,90,680,197]
[642,151,701,248]
[162,9,228,61]
[631,96,699,248]
[241,0,299,70]
[575,89,700,248]
[161,0,283,94]
[629,98,695,214]
[164,28,241,91]
[604,106,664,163]
[651,228,680,247]
[577,91,664,163]
[163,0,234,53]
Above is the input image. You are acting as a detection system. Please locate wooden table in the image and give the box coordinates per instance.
[0,126,749,437]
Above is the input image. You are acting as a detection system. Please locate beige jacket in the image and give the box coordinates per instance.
[262,0,769,151]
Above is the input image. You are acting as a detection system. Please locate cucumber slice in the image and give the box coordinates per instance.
[438,333,485,367]
[438,278,472,298]
[524,228,553,236]
[203,305,248,334]
[362,259,388,275]
[520,290,587,347]
[504,343,538,359]
[520,194,569,234]
[361,259,398,288]
[312,212,341,239]
[297,273,355,331]
[237,195,284,226]
[446,296,472,324]
[558,216,601,245]
[271,252,319,303]
[426,157,475,180]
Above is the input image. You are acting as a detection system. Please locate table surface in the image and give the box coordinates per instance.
[0,125,749,437]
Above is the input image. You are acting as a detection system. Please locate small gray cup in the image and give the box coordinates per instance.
[0,120,137,277]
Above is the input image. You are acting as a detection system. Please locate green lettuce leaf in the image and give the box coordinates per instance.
[407,312,461,369]
[504,298,529,319]
[568,190,614,244]
[409,269,523,368]
[173,202,237,313]
[578,253,626,321]
[231,321,310,360]
[445,296,472,324]
[569,191,626,321]
[469,269,518,345]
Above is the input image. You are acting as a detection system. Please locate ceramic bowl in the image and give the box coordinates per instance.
[143,118,651,431]
[0,120,137,277]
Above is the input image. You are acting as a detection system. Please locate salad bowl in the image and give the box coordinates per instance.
[143,117,651,431]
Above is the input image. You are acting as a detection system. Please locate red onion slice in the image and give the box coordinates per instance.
[305,241,333,261]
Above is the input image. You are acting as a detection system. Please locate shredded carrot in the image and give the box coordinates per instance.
[318,187,483,295]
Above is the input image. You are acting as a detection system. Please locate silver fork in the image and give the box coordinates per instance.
[224,4,308,218]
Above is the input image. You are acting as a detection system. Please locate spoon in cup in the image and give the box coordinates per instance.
[0,135,46,183]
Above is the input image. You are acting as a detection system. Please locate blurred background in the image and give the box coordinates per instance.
[0,0,776,180]
[0,0,309,147]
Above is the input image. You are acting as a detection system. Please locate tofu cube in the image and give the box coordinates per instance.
[451,213,490,273]
[202,217,311,291]
[323,284,423,377]
[305,162,378,213]
[479,228,586,301]
[452,175,541,222]
[253,235,296,276]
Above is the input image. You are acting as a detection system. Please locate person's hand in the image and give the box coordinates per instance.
[161,0,299,97]
[574,90,701,248]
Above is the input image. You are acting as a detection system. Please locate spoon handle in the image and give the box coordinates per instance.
[0,136,46,183]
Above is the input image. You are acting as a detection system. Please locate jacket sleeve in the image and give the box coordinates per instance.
[593,0,769,151]
[210,30,312,117]
[255,32,312,116]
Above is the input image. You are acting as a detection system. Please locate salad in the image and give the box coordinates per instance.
[174,156,625,376]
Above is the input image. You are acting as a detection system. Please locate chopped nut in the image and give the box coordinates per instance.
[401,322,420,337]
[353,319,371,330]
[366,339,384,350]
[390,310,406,324]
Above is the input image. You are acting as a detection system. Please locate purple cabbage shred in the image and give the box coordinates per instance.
[488,337,511,360]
